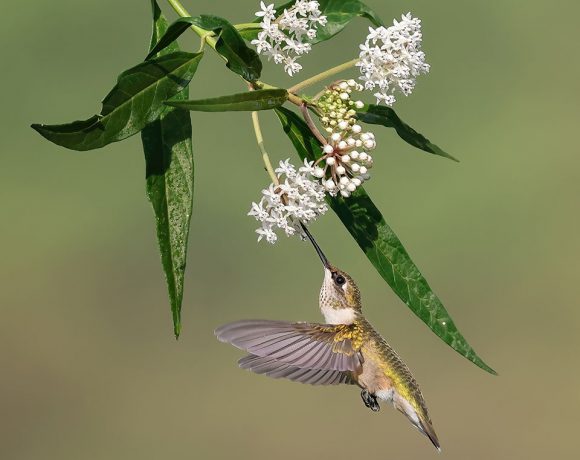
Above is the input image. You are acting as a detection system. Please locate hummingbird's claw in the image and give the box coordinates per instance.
[361,390,380,412]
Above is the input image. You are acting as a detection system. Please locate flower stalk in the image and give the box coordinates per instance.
[251,111,279,186]
[288,59,358,95]
[300,103,328,146]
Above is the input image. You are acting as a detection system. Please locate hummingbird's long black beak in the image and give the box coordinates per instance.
[299,222,330,269]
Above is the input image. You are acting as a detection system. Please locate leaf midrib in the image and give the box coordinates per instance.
[99,54,198,130]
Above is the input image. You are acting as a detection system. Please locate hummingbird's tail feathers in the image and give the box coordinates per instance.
[239,354,356,385]
[215,320,363,372]
[392,393,441,452]
[419,418,441,453]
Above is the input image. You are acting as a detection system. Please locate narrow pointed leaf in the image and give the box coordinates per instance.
[240,0,383,44]
[145,17,199,60]
[357,104,458,162]
[32,51,203,151]
[141,0,195,338]
[274,106,495,375]
[166,89,288,112]
[147,15,261,81]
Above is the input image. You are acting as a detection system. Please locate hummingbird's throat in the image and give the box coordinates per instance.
[319,269,360,324]
[320,304,358,325]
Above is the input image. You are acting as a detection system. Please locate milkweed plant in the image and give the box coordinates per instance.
[32,0,495,374]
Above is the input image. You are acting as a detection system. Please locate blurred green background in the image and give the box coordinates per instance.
[2,0,579,458]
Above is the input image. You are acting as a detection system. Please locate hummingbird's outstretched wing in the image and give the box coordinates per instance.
[237,354,356,385]
[215,319,363,372]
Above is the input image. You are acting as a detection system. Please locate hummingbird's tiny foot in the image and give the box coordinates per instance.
[361,390,380,412]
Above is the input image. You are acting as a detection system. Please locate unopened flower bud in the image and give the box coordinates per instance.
[364,140,375,149]
[341,155,351,163]
[336,165,346,175]
[326,156,336,165]
[325,179,336,190]
[323,144,334,154]
[313,166,325,178]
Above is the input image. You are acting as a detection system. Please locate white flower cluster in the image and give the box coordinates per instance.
[251,1,327,76]
[311,81,375,198]
[248,159,328,244]
[357,13,429,105]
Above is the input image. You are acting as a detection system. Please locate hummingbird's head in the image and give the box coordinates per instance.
[321,265,362,311]
[300,223,362,324]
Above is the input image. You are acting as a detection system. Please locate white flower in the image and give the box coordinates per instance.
[249,159,328,244]
[255,2,276,23]
[251,1,327,76]
[356,13,429,105]
[284,57,302,76]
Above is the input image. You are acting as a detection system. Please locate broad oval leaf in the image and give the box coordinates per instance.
[147,15,262,82]
[32,51,203,151]
[142,0,195,338]
[357,104,458,162]
[166,89,288,112]
[239,0,383,44]
[274,106,496,375]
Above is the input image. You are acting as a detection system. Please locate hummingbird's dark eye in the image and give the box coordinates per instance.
[335,275,346,286]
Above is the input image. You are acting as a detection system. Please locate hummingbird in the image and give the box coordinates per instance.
[215,226,440,451]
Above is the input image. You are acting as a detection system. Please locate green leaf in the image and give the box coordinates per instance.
[166,89,288,112]
[240,0,383,44]
[141,0,195,338]
[357,104,458,162]
[32,51,203,151]
[274,106,496,375]
[145,17,198,60]
[147,15,261,82]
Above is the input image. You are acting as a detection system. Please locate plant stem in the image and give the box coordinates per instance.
[288,58,358,94]
[251,111,279,185]
[234,22,261,31]
[166,0,217,49]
